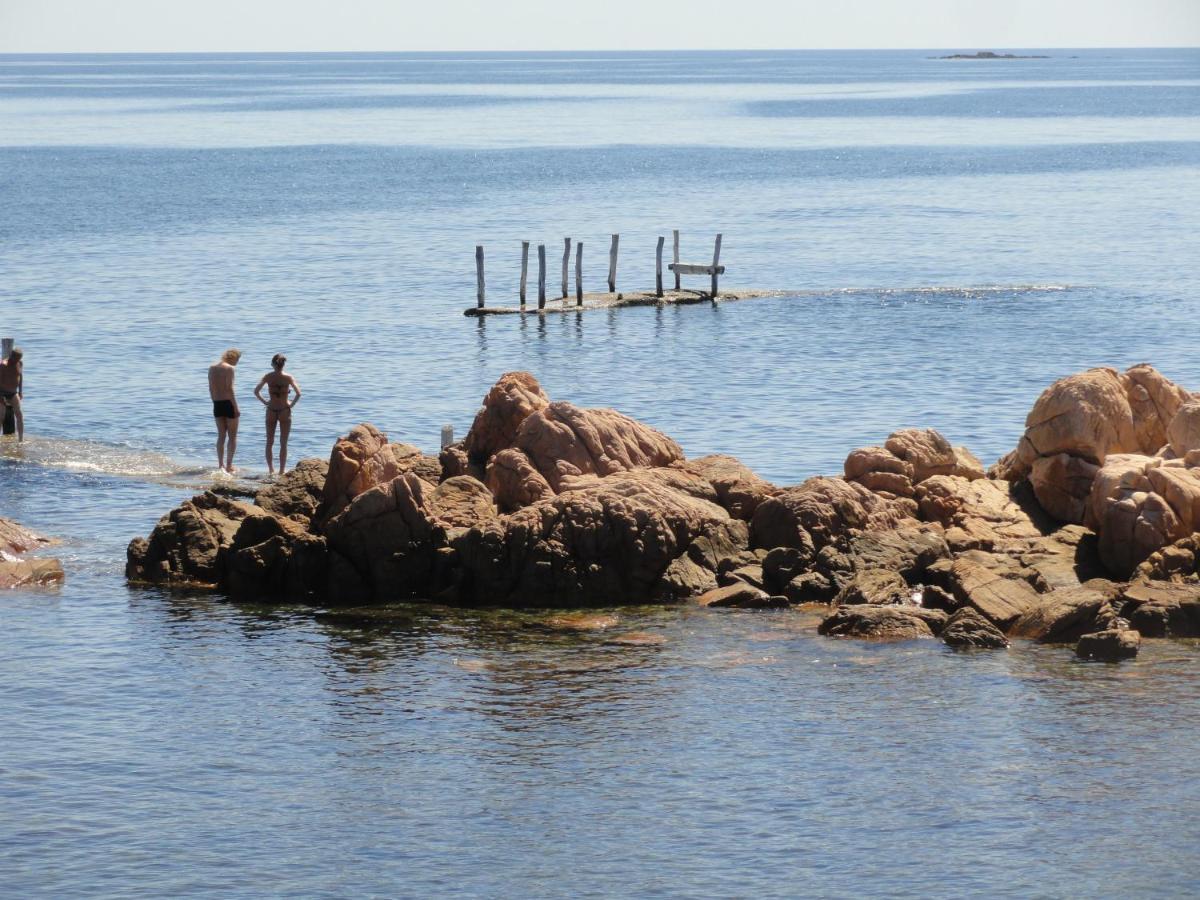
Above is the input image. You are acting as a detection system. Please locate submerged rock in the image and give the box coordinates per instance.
[1075,629,1140,661]
[818,604,943,641]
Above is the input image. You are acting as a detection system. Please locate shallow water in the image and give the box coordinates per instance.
[2,49,1200,896]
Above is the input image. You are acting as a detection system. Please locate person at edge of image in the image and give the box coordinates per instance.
[254,353,301,476]
[208,348,241,473]
[0,346,24,442]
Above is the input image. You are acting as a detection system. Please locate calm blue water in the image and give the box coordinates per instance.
[2,49,1199,897]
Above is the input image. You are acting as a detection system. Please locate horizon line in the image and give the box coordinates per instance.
[2,45,1199,56]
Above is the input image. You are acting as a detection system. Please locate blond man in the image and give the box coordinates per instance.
[208,348,241,472]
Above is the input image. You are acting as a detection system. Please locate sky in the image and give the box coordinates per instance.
[1,0,1198,53]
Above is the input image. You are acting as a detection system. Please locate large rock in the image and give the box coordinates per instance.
[428,476,498,529]
[453,470,740,607]
[925,552,1042,630]
[942,607,1008,648]
[818,604,943,641]
[915,476,1048,551]
[833,568,911,606]
[695,583,782,609]
[0,516,54,556]
[389,443,443,485]
[674,454,777,520]
[1008,579,1121,643]
[1167,401,1200,458]
[324,472,445,603]
[485,448,555,513]
[513,401,684,492]
[884,429,959,483]
[318,424,400,525]
[996,365,1190,524]
[1075,629,1140,661]
[1121,581,1200,637]
[843,446,915,498]
[750,476,914,552]
[817,524,950,587]
[1087,455,1200,575]
[462,371,550,465]
[255,458,328,525]
[126,491,255,587]
[0,558,65,589]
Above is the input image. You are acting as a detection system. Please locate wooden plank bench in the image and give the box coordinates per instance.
[667,233,724,298]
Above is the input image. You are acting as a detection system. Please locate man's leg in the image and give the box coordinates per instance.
[279,411,291,474]
[226,416,239,472]
[265,409,277,474]
[215,416,227,470]
[12,396,22,442]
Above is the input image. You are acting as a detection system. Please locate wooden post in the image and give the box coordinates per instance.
[608,234,619,293]
[519,241,529,307]
[561,238,570,299]
[441,425,454,449]
[575,242,583,305]
[0,338,12,361]
[672,229,680,290]
[711,234,723,299]
[655,236,665,298]
[537,244,547,309]
[475,245,485,309]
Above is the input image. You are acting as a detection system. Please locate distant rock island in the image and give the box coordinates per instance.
[933,51,1049,60]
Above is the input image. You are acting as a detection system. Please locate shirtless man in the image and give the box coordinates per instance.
[254,353,301,475]
[208,348,241,472]
[0,347,24,441]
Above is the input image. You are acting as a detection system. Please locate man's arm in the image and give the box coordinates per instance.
[17,364,22,398]
[288,376,302,408]
[254,375,269,405]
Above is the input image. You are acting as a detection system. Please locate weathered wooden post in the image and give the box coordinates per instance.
[575,242,583,305]
[537,244,547,309]
[561,238,571,299]
[711,233,723,298]
[475,245,485,309]
[441,425,454,449]
[0,338,12,361]
[608,234,619,293]
[519,241,529,307]
[655,236,665,298]
[672,229,681,290]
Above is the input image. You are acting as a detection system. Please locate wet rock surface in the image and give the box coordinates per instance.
[0,517,66,590]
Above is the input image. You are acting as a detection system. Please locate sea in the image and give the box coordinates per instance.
[1,49,1199,897]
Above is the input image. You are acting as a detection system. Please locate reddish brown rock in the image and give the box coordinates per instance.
[818,604,939,641]
[1167,401,1200,458]
[438,443,477,482]
[884,429,959,483]
[126,491,255,587]
[915,476,1047,550]
[1135,534,1200,582]
[925,553,1042,630]
[1121,581,1200,637]
[462,371,550,464]
[951,446,986,481]
[453,469,738,607]
[428,476,498,529]
[485,448,555,513]
[324,473,444,603]
[1029,453,1100,524]
[750,476,913,552]
[318,424,400,525]
[255,458,328,525]
[0,558,65,589]
[1075,629,1140,661]
[833,568,911,606]
[675,454,778,520]
[695,582,780,609]
[1123,363,1191,454]
[389,442,442,485]
[513,401,684,492]
[0,516,55,556]
[1009,579,1121,643]
[942,607,1008,648]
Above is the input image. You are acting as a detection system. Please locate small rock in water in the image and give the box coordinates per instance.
[1075,629,1140,662]
[603,631,667,647]
[541,613,620,632]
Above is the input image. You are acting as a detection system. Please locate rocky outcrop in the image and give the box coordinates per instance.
[0,517,65,590]
[317,424,400,526]
[453,470,743,607]
[924,552,1043,630]
[1167,401,1200,458]
[462,371,550,465]
[674,454,777,520]
[842,429,982,501]
[389,443,442,485]
[127,491,254,587]
[514,401,684,491]
[485,448,555,513]
[832,568,911,606]
[1121,581,1200,637]
[1008,579,1121,643]
[750,476,913,552]
[1135,533,1200,582]
[255,458,328,525]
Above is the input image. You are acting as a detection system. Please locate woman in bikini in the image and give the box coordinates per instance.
[254,353,301,476]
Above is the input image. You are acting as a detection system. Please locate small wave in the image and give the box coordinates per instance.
[782,283,1072,300]
[0,435,190,478]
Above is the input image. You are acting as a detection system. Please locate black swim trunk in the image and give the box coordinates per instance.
[212,400,238,419]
